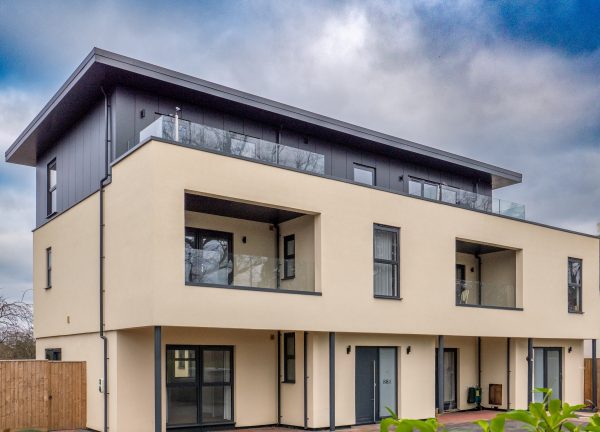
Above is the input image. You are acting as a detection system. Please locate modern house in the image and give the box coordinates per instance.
[5,48,600,432]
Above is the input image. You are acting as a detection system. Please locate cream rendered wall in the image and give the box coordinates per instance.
[279,215,315,292]
[33,193,100,338]
[185,210,277,288]
[101,142,600,338]
[480,337,509,409]
[36,331,117,432]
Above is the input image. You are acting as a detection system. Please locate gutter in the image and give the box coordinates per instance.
[99,86,112,432]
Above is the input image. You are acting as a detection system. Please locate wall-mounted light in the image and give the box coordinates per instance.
[346,345,352,355]
[242,236,247,244]
[140,108,146,119]
[470,267,475,273]
[406,346,412,355]
[568,346,573,353]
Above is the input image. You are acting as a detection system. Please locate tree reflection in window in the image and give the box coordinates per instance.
[185,228,233,285]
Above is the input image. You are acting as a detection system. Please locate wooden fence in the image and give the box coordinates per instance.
[0,360,86,431]
[584,358,600,406]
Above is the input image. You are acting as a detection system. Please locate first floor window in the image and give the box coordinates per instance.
[283,234,295,279]
[185,228,233,285]
[46,247,52,288]
[45,348,61,361]
[568,257,582,313]
[283,333,296,383]
[373,224,400,298]
[353,163,375,186]
[47,159,57,216]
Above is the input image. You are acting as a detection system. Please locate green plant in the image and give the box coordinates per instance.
[477,388,595,432]
[380,407,444,432]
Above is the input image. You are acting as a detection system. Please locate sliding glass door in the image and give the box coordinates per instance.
[167,346,233,428]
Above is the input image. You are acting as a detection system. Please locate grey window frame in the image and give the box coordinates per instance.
[45,348,61,361]
[567,257,582,313]
[408,176,440,200]
[353,163,376,186]
[283,234,296,279]
[46,247,52,289]
[283,332,296,383]
[47,158,57,217]
[373,224,400,299]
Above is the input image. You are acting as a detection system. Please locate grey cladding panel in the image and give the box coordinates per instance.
[35,100,105,226]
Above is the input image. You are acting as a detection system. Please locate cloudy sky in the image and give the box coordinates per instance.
[0,0,599,301]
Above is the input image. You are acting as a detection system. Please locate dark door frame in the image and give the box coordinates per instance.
[355,346,398,425]
[435,348,458,411]
[166,344,235,429]
[533,347,563,401]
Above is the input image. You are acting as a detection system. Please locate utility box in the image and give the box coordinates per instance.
[468,386,482,404]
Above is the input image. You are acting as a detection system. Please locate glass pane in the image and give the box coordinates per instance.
[285,259,295,278]
[379,348,396,417]
[533,348,544,403]
[167,350,196,384]
[568,285,581,312]
[167,387,197,425]
[286,358,296,381]
[423,183,438,200]
[374,229,396,261]
[202,385,232,423]
[188,232,232,285]
[546,350,561,400]
[50,189,57,213]
[203,350,231,383]
[569,260,582,285]
[354,166,374,185]
[285,335,295,356]
[285,238,295,256]
[49,165,57,188]
[441,187,458,204]
[408,180,421,196]
[374,262,396,297]
[444,351,456,405]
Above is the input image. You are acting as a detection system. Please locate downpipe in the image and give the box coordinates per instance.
[99,86,112,432]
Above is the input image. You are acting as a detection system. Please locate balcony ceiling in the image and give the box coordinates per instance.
[185,193,306,224]
[456,240,511,255]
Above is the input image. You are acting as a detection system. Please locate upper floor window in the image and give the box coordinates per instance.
[283,235,295,279]
[46,247,52,289]
[47,159,57,216]
[568,257,582,313]
[353,163,375,186]
[408,177,439,200]
[283,332,296,383]
[373,224,400,298]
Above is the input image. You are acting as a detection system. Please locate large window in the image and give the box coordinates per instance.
[283,235,295,279]
[283,332,296,383]
[373,224,400,298]
[408,177,439,200]
[353,163,375,186]
[185,228,233,285]
[568,258,582,313]
[47,159,57,216]
[45,247,52,289]
[166,346,233,427]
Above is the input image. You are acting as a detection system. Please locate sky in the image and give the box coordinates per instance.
[0,0,599,302]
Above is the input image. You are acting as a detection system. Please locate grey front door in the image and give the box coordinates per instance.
[355,347,397,424]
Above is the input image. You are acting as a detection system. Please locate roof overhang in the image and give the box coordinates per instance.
[5,48,522,189]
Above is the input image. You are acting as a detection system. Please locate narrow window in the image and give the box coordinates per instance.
[283,234,295,279]
[283,332,296,383]
[46,247,52,289]
[568,258,582,313]
[45,348,61,361]
[47,159,57,216]
[374,224,400,298]
[353,163,375,186]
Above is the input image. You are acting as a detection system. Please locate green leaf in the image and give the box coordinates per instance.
[385,406,399,420]
[504,410,537,426]
[548,398,561,416]
[490,415,505,432]
[475,420,490,432]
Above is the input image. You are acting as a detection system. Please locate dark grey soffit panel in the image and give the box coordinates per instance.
[5,48,522,189]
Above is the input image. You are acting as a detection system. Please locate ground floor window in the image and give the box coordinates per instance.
[45,348,61,360]
[166,345,233,427]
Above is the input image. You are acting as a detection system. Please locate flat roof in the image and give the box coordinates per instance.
[5,48,522,189]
